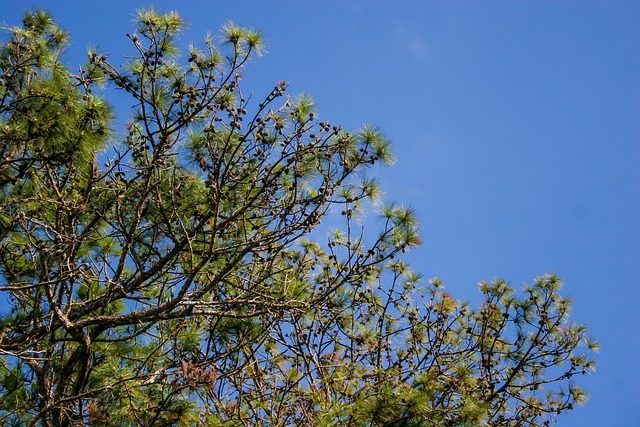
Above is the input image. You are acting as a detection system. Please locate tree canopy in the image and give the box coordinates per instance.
[0,9,597,427]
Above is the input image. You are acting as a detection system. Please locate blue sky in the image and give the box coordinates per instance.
[2,1,639,425]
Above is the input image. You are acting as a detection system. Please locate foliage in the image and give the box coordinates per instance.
[0,9,596,427]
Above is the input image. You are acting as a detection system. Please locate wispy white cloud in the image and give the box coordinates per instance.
[393,21,430,61]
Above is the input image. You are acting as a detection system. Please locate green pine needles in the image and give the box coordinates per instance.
[0,9,596,427]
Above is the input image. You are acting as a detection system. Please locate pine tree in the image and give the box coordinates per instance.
[0,10,596,427]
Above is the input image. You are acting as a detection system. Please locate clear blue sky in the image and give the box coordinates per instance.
[2,1,638,425]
